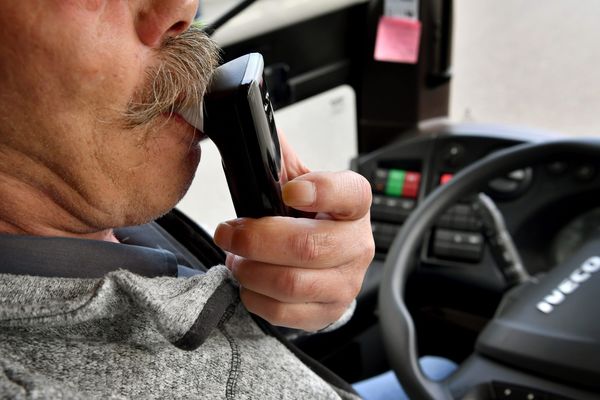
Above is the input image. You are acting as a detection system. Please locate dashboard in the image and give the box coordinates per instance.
[352,125,600,356]
[297,125,600,386]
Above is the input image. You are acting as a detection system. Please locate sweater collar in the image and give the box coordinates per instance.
[0,266,237,351]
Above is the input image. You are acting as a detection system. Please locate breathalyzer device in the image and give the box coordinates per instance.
[179,53,290,218]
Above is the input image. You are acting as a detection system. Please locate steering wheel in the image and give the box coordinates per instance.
[379,139,600,399]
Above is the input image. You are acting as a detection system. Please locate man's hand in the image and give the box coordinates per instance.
[213,135,375,331]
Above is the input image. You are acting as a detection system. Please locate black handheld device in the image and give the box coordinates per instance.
[180,53,289,218]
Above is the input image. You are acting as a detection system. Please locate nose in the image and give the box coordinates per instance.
[135,0,198,47]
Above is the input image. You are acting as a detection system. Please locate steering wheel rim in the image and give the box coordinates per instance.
[378,138,600,400]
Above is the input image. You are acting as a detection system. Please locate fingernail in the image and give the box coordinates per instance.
[283,180,316,207]
[214,222,234,251]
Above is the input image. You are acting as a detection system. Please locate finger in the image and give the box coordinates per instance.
[278,131,311,183]
[240,288,349,331]
[225,252,234,269]
[214,217,373,269]
[282,171,372,221]
[229,256,362,304]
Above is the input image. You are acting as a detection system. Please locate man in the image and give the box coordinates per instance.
[0,1,375,398]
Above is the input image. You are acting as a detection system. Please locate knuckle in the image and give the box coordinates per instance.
[229,225,258,256]
[356,221,376,263]
[265,302,290,327]
[240,290,288,326]
[292,231,333,264]
[299,233,320,263]
[306,276,325,302]
[335,265,366,304]
[276,270,323,302]
[345,232,374,271]
[330,269,354,304]
[340,278,361,304]
[275,269,303,300]
[362,234,376,264]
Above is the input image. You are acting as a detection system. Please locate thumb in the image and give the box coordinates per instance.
[282,171,372,221]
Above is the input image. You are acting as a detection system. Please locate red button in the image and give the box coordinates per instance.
[440,173,454,185]
[402,172,421,198]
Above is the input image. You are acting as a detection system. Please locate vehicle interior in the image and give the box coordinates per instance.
[181,1,600,399]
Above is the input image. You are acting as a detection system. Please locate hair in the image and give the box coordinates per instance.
[122,26,221,128]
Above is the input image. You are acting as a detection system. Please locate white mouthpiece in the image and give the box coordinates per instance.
[178,104,204,131]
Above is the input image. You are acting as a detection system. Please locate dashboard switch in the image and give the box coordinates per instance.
[373,169,389,193]
[488,168,533,198]
[386,169,406,197]
[574,164,596,181]
[432,229,484,262]
[402,172,421,198]
[399,199,416,212]
[440,173,454,185]
[436,203,482,231]
[384,197,399,208]
[488,178,519,193]
[546,161,567,175]
[371,195,412,224]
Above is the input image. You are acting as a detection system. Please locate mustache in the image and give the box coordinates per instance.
[122,26,221,128]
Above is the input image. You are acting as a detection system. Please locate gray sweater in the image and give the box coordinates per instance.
[0,266,360,399]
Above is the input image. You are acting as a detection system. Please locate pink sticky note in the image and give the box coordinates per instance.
[374,16,422,64]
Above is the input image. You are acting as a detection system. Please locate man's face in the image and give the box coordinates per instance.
[0,1,219,232]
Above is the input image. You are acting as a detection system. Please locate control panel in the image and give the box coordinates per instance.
[431,203,484,263]
[370,166,486,263]
[372,168,422,198]
[427,174,485,263]
[356,132,527,269]
[370,167,421,252]
[356,130,600,291]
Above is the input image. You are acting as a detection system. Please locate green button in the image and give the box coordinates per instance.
[386,169,406,197]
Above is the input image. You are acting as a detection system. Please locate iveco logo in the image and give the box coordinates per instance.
[536,256,600,314]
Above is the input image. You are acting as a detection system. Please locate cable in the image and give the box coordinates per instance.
[204,0,258,37]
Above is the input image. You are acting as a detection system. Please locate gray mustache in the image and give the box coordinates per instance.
[122,26,221,128]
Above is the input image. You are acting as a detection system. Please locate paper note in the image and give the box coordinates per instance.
[374,16,422,64]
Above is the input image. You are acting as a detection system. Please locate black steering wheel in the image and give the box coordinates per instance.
[379,139,600,399]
